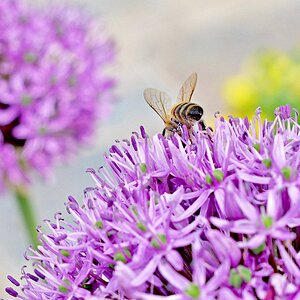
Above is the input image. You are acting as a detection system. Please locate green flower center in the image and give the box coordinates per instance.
[184,283,201,299]
[252,242,266,255]
[58,285,69,293]
[60,250,70,257]
[229,269,242,288]
[151,234,167,249]
[95,220,103,229]
[21,95,32,105]
[253,143,261,153]
[205,174,212,185]
[281,166,291,180]
[58,279,71,293]
[213,169,224,182]
[140,163,147,173]
[24,52,37,63]
[136,221,147,232]
[229,266,252,288]
[262,215,273,229]
[262,158,272,168]
[39,127,47,135]
[114,248,131,263]
[68,76,77,87]
[237,265,252,283]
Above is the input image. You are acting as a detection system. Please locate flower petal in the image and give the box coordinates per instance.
[0,106,19,125]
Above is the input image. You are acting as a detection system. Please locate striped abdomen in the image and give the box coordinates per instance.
[170,102,203,126]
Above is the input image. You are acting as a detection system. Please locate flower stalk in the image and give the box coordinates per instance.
[14,186,38,248]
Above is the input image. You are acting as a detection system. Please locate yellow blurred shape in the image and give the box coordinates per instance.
[222,48,300,120]
[223,76,257,114]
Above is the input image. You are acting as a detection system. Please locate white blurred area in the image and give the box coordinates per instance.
[2,0,300,297]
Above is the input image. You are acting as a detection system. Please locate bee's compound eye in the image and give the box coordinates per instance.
[189,106,203,121]
[162,128,166,136]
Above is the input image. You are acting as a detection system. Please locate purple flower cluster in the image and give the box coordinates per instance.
[6,106,300,299]
[0,0,114,190]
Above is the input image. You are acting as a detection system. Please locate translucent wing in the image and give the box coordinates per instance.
[144,88,171,122]
[177,72,197,103]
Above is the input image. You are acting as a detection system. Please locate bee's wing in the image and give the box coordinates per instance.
[144,88,171,122]
[177,72,197,103]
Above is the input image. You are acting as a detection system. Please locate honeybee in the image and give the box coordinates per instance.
[144,72,205,137]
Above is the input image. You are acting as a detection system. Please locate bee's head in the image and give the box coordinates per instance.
[189,105,203,121]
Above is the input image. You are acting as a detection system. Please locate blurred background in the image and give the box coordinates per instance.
[1,0,300,297]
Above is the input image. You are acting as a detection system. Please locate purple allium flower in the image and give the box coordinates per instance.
[0,0,115,189]
[6,106,300,299]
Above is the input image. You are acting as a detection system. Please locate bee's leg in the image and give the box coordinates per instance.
[176,122,182,132]
[199,120,206,130]
[162,128,175,138]
[199,120,213,142]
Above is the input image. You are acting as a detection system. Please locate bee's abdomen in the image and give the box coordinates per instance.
[171,102,203,123]
[171,103,192,123]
